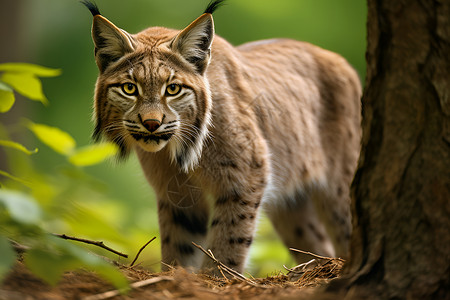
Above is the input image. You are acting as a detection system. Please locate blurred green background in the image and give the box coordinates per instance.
[1,0,366,276]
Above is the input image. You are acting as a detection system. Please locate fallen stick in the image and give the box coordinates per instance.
[53,233,128,258]
[191,242,258,286]
[289,248,344,261]
[9,239,30,254]
[129,236,156,267]
[160,261,175,270]
[83,276,174,300]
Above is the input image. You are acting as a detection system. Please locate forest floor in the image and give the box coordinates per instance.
[0,256,345,300]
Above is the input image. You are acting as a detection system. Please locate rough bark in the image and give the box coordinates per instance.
[332,0,450,299]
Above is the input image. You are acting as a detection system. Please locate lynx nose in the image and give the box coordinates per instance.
[142,119,161,133]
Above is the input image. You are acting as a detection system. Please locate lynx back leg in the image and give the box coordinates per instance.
[311,185,352,258]
[265,189,335,263]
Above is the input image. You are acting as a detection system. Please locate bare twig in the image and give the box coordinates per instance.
[217,265,229,281]
[289,248,344,261]
[160,261,175,271]
[83,276,174,300]
[191,242,258,286]
[283,264,296,272]
[129,236,156,267]
[207,249,229,281]
[53,234,128,258]
[9,239,30,254]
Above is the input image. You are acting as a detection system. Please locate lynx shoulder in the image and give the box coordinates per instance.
[83,0,361,274]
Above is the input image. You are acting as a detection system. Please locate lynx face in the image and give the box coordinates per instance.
[90,9,213,171]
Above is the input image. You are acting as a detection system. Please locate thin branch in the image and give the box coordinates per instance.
[53,233,128,258]
[83,276,174,300]
[207,249,229,282]
[191,242,258,286]
[283,264,296,272]
[160,261,175,271]
[289,248,344,261]
[9,239,30,254]
[129,236,156,267]
[217,265,229,281]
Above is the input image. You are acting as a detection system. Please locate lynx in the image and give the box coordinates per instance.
[83,0,361,274]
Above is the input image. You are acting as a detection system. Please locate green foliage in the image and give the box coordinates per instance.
[28,123,76,156]
[0,82,15,113]
[0,63,128,288]
[0,140,38,155]
[1,72,49,105]
[69,143,118,167]
[0,190,42,224]
[0,63,62,77]
[25,237,128,289]
[0,236,16,280]
[0,63,61,108]
[27,122,118,165]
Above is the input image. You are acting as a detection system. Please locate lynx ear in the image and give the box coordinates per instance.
[91,15,135,72]
[171,13,214,74]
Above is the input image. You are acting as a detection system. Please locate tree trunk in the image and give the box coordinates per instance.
[334,0,450,299]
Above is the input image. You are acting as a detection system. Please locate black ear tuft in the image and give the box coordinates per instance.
[81,0,101,16]
[171,14,214,74]
[204,0,225,14]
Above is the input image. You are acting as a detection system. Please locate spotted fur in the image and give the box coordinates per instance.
[84,0,361,275]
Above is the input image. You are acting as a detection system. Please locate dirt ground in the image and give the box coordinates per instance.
[0,257,344,300]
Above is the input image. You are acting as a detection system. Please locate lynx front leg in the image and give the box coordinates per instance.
[158,200,209,269]
[199,123,270,274]
[157,175,209,270]
[201,188,264,274]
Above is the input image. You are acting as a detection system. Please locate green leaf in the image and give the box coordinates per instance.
[58,239,129,290]
[0,139,38,155]
[28,123,76,156]
[25,238,128,289]
[25,248,79,285]
[0,81,13,91]
[96,265,130,292]
[69,143,118,166]
[0,72,48,105]
[0,63,61,77]
[0,190,42,225]
[0,236,16,282]
[0,81,15,113]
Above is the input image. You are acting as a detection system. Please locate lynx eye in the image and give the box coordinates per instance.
[165,84,181,96]
[121,83,137,96]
